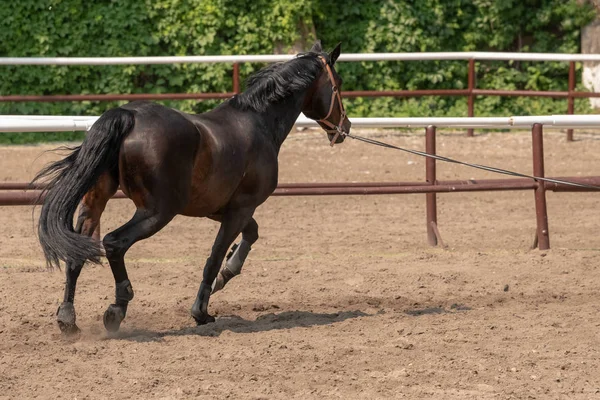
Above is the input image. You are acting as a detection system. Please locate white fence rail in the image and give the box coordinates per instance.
[2,52,600,65]
[2,115,600,133]
[2,52,599,133]
[2,51,599,133]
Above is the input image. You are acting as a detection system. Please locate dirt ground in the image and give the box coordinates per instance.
[1,127,600,399]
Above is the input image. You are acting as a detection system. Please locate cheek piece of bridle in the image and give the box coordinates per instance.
[317,55,347,147]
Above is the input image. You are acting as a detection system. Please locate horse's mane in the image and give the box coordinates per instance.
[229,52,326,113]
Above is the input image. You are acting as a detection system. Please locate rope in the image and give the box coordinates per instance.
[345,133,600,190]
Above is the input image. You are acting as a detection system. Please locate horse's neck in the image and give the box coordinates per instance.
[259,91,306,150]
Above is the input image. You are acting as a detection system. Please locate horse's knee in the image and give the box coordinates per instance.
[245,230,259,245]
[243,220,259,244]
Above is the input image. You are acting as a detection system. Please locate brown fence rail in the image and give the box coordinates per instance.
[2,124,599,250]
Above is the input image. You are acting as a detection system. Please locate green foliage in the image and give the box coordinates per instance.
[0,0,315,117]
[0,0,597,143]
[314,0,597,118]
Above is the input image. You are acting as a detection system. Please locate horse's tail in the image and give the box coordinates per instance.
[33,107,135,268]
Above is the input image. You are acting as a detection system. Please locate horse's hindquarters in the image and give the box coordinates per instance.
[118,105,201,213]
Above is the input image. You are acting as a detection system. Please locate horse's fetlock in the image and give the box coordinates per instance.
[115,279,134,304]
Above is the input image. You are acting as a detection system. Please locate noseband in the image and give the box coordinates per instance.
[317,56,347,146]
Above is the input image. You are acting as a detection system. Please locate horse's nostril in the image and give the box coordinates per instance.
[343,119,352,133]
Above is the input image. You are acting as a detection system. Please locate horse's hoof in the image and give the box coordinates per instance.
[193,313,216,326]
[57,302,80,336]
[103,304,125,332]
[58,321,81,336]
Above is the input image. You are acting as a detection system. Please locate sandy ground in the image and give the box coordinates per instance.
[1,127,600,399]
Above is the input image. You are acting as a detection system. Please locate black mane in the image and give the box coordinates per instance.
[230,52,326,113]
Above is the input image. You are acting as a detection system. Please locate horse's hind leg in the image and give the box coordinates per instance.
[57,173,117,335]
[212,217,259,293]
[101,208,175,332]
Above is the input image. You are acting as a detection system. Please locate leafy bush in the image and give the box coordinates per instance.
[314,0,597,117]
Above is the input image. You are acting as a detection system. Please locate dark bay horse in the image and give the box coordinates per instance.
[34,41,351,335]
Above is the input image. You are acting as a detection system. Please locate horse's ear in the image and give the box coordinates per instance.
[329,42,341,65]
[310,40,322,53]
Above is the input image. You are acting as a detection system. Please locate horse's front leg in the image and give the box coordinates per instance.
[211,217,259,293]
[191,208,255,325]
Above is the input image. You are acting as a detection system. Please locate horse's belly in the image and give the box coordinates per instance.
[178,173,240,217]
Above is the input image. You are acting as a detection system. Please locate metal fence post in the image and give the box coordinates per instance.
[426,125,438,245]
[532,123,550,250]
[567,61,575,142]
[467,59,475,137]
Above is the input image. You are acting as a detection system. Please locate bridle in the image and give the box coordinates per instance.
[317,55,347,146]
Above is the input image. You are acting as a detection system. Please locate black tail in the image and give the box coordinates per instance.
[33,108,135,268]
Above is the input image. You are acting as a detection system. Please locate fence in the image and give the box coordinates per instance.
[2,114,600,250]
[2,52,600,140]
[2,52,600,248]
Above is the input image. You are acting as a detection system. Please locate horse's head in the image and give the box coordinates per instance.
[302,41,351,146]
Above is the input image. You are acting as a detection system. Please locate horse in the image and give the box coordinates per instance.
[33,41,351,335]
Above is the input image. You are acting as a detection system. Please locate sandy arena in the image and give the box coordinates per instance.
[1,128,599,399]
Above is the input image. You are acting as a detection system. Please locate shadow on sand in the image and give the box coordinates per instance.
[108,309,374,343]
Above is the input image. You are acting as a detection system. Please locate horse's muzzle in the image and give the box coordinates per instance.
[328,117,351,144]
